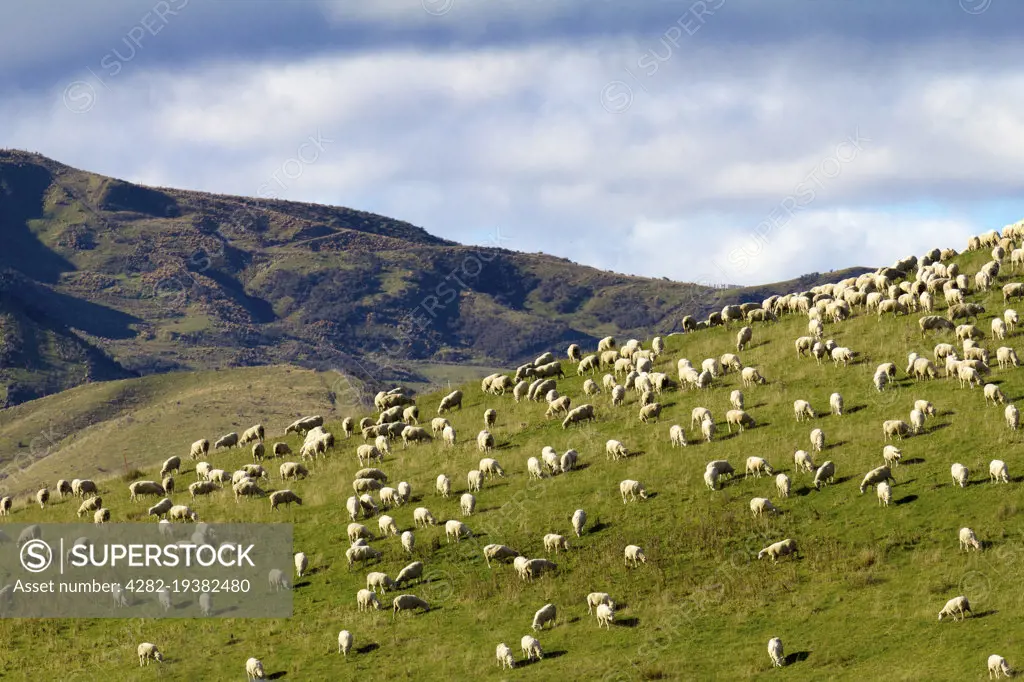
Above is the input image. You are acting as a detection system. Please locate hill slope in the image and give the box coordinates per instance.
[0,149,871,406]
[0,239,1021,678]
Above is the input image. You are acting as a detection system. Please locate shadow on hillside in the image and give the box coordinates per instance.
[615,617,640,628]
[894,495,918,506]
[356,643,379,654]
[544,650,568,659]
[589,521,612,533]
[717,432,740,442]
[212,606,238,616]
[846,405,867,414]
[752,402,769,409]
[973,610,998,619]
[293,581,311,589]
[926,423,951,435]
[644,492,659,500]
[833,476,854,486]
[795,486,813,497]
[903,458,926,465]
[825,441,848,450]
[629,450,648,458]
[785,651,811,665]
[305,566,326,577]
[268,672,287,679]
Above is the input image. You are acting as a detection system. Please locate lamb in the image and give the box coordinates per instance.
[691,407,712,429]
[269,490,302,510]
[245,657,264,680]
[990,459,1009,483]
[460,493,476,516]
[392,594,429,618]
[937,595,972,621]
[619,479,648,503]
[521,634,543,661]
[750,497,778,516]
[793,400,816,421]
[496,643,515,670]
[813,461,836,490]
[346,545,382,567]
[669,424,687,447]
[437,390,463,414]
[587,592,615,613]
[445,519,470,543]
[883,420,911,441]
[624,544,647,567]
[810,428,825,452]
[378,514,399,536]
[951,463,970,488]
[435,474,451,498]
[596,602,615,628]
[532,603,557,630]
[479,457,505,478]
[830,392,843,416]
[988,654,1013,679]
[189,438,210,460]
[572,509,587,537]
[483,544,520,567]
[214,432,239,449]
[1007,404,1020,430]
[745,456,773,478]
[883,445,902,467]
[606,439,628,461]
[985,383,1006,405]
[543,533,568,554]
[959,527,981,551]
[137,642,163,666]
[757,538,798,561]
[768,637,784,668]
[860,465,895,494]
[725,409,755,432]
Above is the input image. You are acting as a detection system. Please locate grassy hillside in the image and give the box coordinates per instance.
[0,246,1019,680]
[0,149,871,407]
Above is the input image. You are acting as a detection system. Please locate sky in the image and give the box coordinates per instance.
[3,0,1024,287]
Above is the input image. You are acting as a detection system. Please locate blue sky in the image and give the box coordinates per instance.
[3,0,1024,286]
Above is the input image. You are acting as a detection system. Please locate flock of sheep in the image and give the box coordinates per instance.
[7,223,1024,676]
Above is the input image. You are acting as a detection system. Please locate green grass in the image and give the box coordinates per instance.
[3,248,1024,679]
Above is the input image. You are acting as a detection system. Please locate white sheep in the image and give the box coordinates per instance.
[619,479,648,503]
[750,497,778,516]
[985,383,1006,406]
[445,519,470,543]
[543,533,568,554]
[572,509,587,537]
[768,637,784,667]
[460,493,476,516]
[775,473,790,498]
[937,595,972,621]
[794,450,816,473]
[860,465,895,493]
[476,430,495,452]
[401,530,415,555]
[337,630,352,657]
[952,463,970,488]
[959,527,981,552]
[496,643,515,670]
[532,603,557,630]
[810,428,824,452]
[793,399,816,421]
[521,634,543,661]
[757,539,797,562]
[378,514,399,536]
[606,439,628,461]
[467,470,483,492]
[990,459,1009,483]
[245,657,265,680]
[988,654,1013,679]
[267,569,289,592]
[294,552,308,578]
[366,571,397,594]
[587,592,615,613]
[479,458,505,478]
[745,456,774,478]
[435,474,451,498]
[527,457,545,480]
[560,449,578,472]
[137,642,163,667]
[413,507,437,527]
[596,602,615,628]
[356,588,382,611]
[1007,404,1020,430]
[701,417,715,443]
[669,424,687,447]
[830,392,843,416]
[883,445,902,467]
[876,480,892,506]
[624,544,647,567]
[813,461,836,490]
[395,561,423,587]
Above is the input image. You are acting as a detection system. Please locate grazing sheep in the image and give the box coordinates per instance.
[736,326,753,351]
[435,474,451,498]
[794,450,816,473]
[596,602,615,628]
[146,497,171,519]
[997,346,1020,368]
[137,643,163,667]
[610,385,626,406]
[357,588,382,611]
[876,480,892,506]
[55,479,72,498]
[521,634,543,661]
[606,439,628,461]
[129,481,165,502]
[280,462,309,481]
[990,459,1009,483]
[813,461,836,490]
[937,595,972,621]
[624,544,647,567]
[460,493,476,516]
[392,594,429,618]
[952,463,970,488]
[189,438,210,460]
[619,479,648,503]
[245,657,264,680]
[214,432,239,450]
[366,571,397,594]
[1007,404,1020,430]
[35,488,48,509]
[479,458,505,478]
[445,519,470,543]
[757,538,798,561]
[793,400,816,421]
[701,417,716,443]
[909,408,926,434]
[527,457,545,480]
[94,508,110,524]
[639,402,662,423]
[378,514,399,536]
[768,638,784,668]
[561,403,596,428]
[72,479,97,497]
[395,561,423,587]
[543,533,568,554]
[985,383,1006,405]
[745,457,774,478]
[541,447,561,474]
[691,407,712,429]
[750,497,778,516]
[572,509,587,537]
[467,470,483,492]
[269,490,302,510]
[669,424,687,447]
[988,654,1012,679]
[860,465,895,493]
[496,643,515,670]
[476,430,495,453]
[810,428,825,452]
[883,420,912,441]
[169,504,198,522]
[294,552,308,578]
[483,544,520,567]
[883,445,902,467]
[160,456,181,477]
[359,494,378,517]
[725,409,755,432]
[532,603,557,630]
[960,527,981,552]
[560,449,578,472]
[346,545,382,567]
[776,473,791,498]
[830,392,843,416]
[587,592,615,614]
[437,390,463,414]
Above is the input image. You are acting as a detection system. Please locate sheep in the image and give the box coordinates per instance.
[813,461,836,490]
[691,407,712,429]
[606,439,628,461]
[437,390,463,414]
[400,426,432,447]
[610,385,626,406]
[908,408,926,434]
[1007,404,1021,430]
[959,527,981,551]
[829,392,843,416]
[0,496,10,516]
[245,657,264,680]
[704,468,721,491]
[669,424,687,447]
[990,459,1009,483]
[757,538,798,561]
[479,457,505,478]
[532,603,558,631]
[355,588,382,611]
[169,504,198,522]
[572,509,587,537]
[598,335,617,352]
[996,346,1020,369]
[587,592,615,614]
[543,533,568,554]
[745,456,773,478]
[377,514,399,537]
[359,494,379,517]
[937,595,973,621]
[768,637,784,668]
[146,497,171,519]
[72,479,97,497]
[776,473,791,498]
[541,447,561,474]
[129,480,165,502]
[467,470,483,492]
[435,474,451,498]
[496,643,515,670]
[77,496,104,520]
[33,487,48,510]
[366,571,397,594]
[561,403,596,428]
[860,465,895,494]
[725,409,755,432]
[750,497,778,516]
[346,545,382,567]
[189,438,210,460]
[639,402,662,423]
[269,490,302,510]
[233,480,265,502]
[560,449,578,473]
[460,492,476,516]
[736,326,753,351]
[810,428,825,452]
[280,462,309,481]
[794,450,816,473]
[483,544,520,567]
[521,634,543,661]
[989,654,1013,679]
[831,346,854,366]
[952,463,970,488]
[476,430,495,453]
[793,399,816,421]
[392,594,429,618]
[137,642,163,667]
[214,432,239,450]
[883,420,911,441]
[701,417,716,443]
[985,383,1006,406]
[883,445,902,468]
[285,415,324,436]
[624,544,647,567]
[445,519,470,543]
[595,602,615,628]
[353,478,384,495]
[619,479,648,503]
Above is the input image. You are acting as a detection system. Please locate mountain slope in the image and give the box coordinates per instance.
[0,149,872,406]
